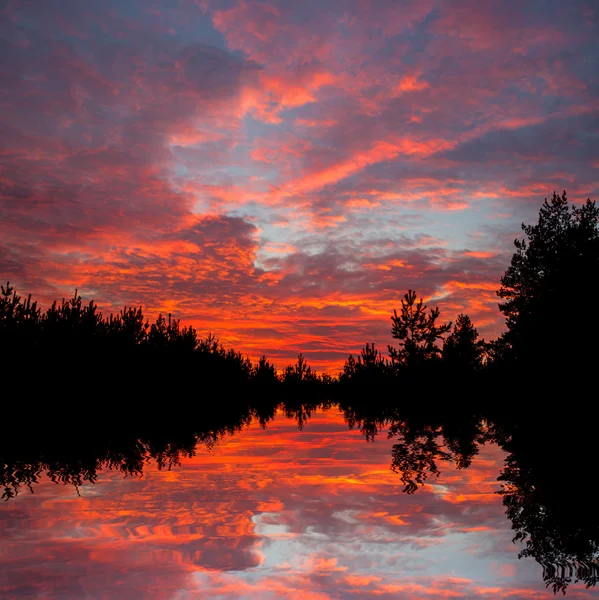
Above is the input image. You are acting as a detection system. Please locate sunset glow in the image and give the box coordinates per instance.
[1,1,598,371]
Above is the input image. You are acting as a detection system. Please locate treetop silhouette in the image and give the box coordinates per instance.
[497,190,599,371]
[388,289,451,369]
[443,313,485,370]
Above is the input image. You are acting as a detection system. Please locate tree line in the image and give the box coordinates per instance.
[5,191,595,391]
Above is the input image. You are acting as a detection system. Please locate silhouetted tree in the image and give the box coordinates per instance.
[442,314,484,370]
[341,354,357,380]
[252,355,279,384]
[148,313,197,353]
[106,306,148,349]
[497,191,599,373]
[340,343,390,384]
[283,353,318,383]
[388,290,451,370]
[0,284,268,393]
[0,282,40,353]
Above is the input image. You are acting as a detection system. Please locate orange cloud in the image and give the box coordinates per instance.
[281,138,454,195]
[393,72,430,95]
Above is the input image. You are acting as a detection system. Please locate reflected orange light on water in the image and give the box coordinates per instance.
[0,409,595,599]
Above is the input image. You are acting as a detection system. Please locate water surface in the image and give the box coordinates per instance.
[0,407,595,599]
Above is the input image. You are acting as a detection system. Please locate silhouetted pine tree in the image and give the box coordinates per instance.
[340,343,390,384]
[442,314,484,371]
[388,290,451,370]
[497,191,599,376]
[283,353,318,383]
[252,355,279,384]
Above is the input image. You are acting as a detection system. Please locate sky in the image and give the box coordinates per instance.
[1,408,596,599]
[1,0,598,371]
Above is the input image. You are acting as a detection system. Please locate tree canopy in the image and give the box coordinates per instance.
[388,289,451,370]
[443,314,484,370]
[497,191,599,372]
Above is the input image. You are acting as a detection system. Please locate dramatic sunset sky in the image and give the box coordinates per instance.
[1,0,598,370]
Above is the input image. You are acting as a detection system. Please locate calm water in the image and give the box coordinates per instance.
[0,407,596,599]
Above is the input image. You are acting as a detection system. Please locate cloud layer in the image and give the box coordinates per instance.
[1,0,598,370]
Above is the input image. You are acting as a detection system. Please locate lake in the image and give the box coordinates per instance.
[0,404,596,599]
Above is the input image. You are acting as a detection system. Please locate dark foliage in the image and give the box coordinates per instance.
[388,289,451,370]
[340,343,392,385]
[0,283,334,395]
[497,191,599,374]
[443,313,485,370]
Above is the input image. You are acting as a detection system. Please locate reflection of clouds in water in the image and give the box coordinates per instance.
[0,410,595,599]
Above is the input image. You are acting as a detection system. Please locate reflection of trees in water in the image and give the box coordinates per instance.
[0,403,259,501]
[340,401,488,493]
[1,434,203,500]
[388,415,488,493]
[1,399,598,593]
[341,399,599,593]
[494,414,599,593]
